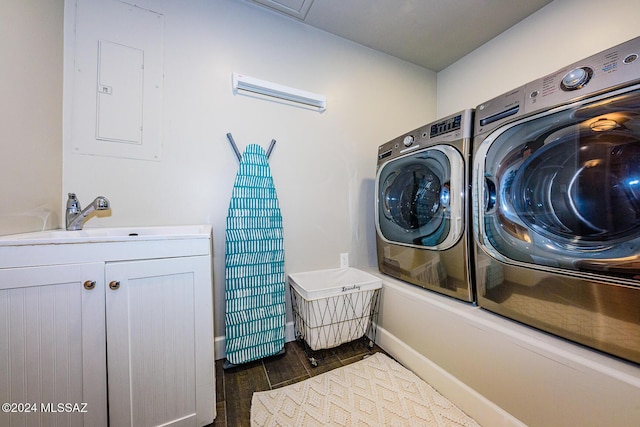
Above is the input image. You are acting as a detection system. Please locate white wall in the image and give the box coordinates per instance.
[0,0,63,236]
[63,0,436,338]
[437,0,640,116]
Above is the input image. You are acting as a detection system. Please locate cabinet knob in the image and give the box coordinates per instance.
[109,280,121,290]
[83,280,96,290]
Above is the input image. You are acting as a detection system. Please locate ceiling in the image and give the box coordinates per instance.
[246,0,553,71]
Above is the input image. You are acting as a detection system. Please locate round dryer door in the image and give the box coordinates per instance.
[376,145,465,250]
[475,86,640,279]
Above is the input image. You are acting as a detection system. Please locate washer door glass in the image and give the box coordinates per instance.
[377,145,465,250]
[475,87,640,280]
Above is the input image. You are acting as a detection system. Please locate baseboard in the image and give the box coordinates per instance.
[376,324,526,427]
[215,321,296,361]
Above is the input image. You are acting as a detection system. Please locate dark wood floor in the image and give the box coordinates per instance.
[208,338,387,427]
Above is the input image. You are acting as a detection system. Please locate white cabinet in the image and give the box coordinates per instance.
[106,256,213,427]
[0,263,108,427]
[0,226,215,427]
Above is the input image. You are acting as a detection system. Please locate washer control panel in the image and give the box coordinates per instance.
[523,36,640,113]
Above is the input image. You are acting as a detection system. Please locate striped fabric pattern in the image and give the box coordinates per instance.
[225,144,286,365]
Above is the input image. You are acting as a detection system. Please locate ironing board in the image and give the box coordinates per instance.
[224,143,286,366]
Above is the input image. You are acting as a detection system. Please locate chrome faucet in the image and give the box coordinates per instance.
[66,193,111,230]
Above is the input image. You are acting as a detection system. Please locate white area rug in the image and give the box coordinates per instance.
[251,352,481,426]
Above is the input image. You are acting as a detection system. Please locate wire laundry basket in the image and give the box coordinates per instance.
[288,268,382,367]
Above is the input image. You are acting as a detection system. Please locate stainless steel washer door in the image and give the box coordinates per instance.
[511,132,640,242]
[474,86,640,281]
[376,145,465,250]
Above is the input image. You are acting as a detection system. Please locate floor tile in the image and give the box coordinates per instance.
[212,338,389,426]
[223,360,270,426]
[263,343,310,387]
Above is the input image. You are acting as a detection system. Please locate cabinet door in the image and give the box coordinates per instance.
[106,256,214,427]
[0,263,108,427]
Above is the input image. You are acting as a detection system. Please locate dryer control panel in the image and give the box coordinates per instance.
[377,109,473,166]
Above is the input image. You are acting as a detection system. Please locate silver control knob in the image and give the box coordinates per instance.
[561,67,592,90]
[403,135,415,147]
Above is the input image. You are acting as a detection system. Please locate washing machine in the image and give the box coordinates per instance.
[375,109,474,302]
[473,36,640,364]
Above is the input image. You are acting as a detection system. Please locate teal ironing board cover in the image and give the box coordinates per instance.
[225,144,285,365]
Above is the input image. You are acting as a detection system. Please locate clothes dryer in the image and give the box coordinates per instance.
[376,110,474,302]
[473,36,640,364]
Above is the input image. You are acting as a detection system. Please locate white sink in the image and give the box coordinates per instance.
[0,225,212,246]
